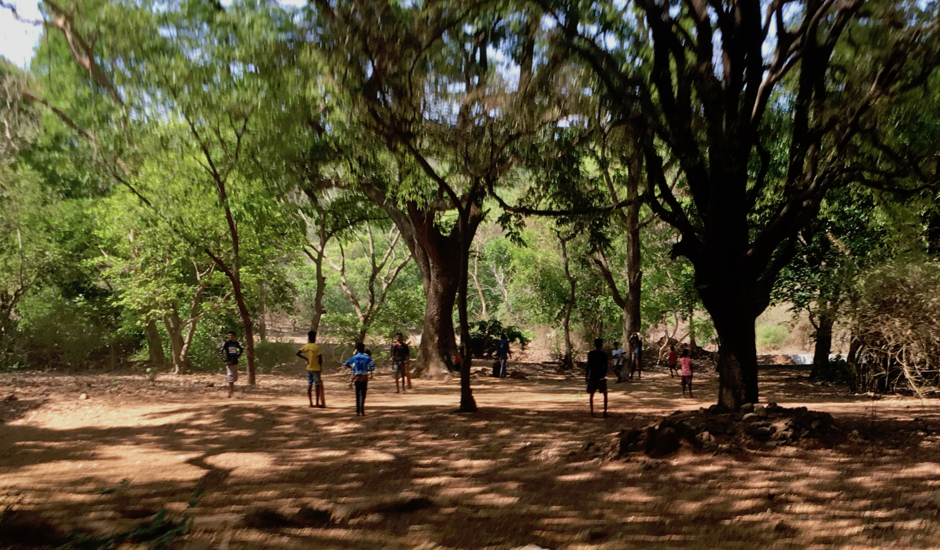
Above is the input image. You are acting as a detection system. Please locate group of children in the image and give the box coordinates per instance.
[585,340,695,417]
[219,331,695,417]
[294,331,413,415]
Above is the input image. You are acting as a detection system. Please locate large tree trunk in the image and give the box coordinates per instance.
[144,319,166,367]
[357,185,481,377]
[418,250,460,375]
[702,279,760,410]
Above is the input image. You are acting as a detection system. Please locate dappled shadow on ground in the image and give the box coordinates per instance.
[1,367,940,549]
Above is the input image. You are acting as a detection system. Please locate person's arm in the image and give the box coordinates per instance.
[318,352,323,368]
[296,349,306,361]
[369,358,375,379]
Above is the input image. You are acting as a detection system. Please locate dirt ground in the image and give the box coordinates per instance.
[2,361,940,550]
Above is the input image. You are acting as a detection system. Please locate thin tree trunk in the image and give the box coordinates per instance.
[304,211,329,333]
[163,309,192,375]
[144,319,166,367]
[457,208,477,412]
[560,236,576,370]
[258,284,267,343]
[471,244,488,318]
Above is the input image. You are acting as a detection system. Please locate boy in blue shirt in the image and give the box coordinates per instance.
[344,342,375,416]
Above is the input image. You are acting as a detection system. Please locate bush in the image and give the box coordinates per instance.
[467,319,529,357]
[756,324,788,350]
[849,260,940,394]
[810,358,852,386]
[2,287,137,370]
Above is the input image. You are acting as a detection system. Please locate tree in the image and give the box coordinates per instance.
[24,0,304,384]
[0,60,59,348]
[547,0,940,408]
[312,0,571,411]
[325,220,413,343]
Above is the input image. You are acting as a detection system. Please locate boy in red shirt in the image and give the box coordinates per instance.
[666,345,679,378]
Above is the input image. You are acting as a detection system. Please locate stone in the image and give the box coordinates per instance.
[753,404,768,417]
[239,507,293,529]
[646,426,681,457]
[79,393,88,400]
[740,403,755,413]
[292,506,332,527]
[742,413,761,421]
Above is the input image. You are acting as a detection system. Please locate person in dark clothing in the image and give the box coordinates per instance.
[391,333,412,393]
[586,338,609,417]
[496,335,511,378]
[344,342,375,416]
[628,333,643,380]
[218,331,243,398]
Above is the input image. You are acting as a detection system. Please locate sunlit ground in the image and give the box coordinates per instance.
[2,364,939,549]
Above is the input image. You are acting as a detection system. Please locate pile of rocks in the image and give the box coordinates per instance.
[616,403,841,458]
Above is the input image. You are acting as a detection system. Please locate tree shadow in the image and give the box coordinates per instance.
[2,370,940,548]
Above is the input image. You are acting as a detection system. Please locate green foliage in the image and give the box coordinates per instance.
[467,319,530,358]
[64,508,191,550]
[756,325,789,351]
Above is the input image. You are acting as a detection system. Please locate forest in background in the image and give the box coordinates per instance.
[1,0,939,409]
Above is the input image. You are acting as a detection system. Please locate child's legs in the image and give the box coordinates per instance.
[402,361,412,388]
[226,363,238,395]
[354,381,362,413]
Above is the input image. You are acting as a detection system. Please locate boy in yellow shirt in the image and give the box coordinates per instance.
[297,331,324,408]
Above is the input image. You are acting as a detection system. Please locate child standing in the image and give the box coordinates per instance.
[611,342,625,383]
[391,333,412,393]
[296,330,324,408]
[219,331,243,398]
[344,342,375,416]
[586,338,609,418]
[679,349,694,397]
[666,345,679,378]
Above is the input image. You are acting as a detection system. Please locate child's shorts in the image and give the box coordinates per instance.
[307,371,322,386]
[226,363,238,384]
[587,378,608,394]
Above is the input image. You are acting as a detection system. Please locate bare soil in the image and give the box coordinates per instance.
[2,361,940,549]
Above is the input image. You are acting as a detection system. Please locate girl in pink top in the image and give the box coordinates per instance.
[679,349,694,397]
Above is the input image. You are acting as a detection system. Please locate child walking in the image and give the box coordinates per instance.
[297,330,324,408]
[679,349,694,397]
[586,338,609,418]
[218,331,243,398]
[344,342,375,416]
[666,345,679,378]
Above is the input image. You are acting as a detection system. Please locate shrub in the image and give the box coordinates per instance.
[467,319,529,357]
[756,324,788,350]
[849,260,940,394]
